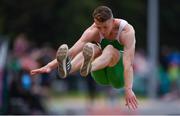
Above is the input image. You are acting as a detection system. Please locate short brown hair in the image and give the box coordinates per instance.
[93,6,113,22]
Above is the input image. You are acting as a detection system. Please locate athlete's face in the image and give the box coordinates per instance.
[94,18,114,37]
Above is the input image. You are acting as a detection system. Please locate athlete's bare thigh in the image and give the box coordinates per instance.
[102,45,120,67]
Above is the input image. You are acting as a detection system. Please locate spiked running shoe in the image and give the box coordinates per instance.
[56,44,71,78]
[80,44,94,77]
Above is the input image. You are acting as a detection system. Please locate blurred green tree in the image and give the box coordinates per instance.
[0,0,179,49]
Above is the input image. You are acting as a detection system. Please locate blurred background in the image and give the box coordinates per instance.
[0,0,179,115]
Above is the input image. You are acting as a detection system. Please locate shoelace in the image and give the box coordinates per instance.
[66,56,71,74]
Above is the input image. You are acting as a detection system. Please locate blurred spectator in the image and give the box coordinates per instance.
[158,46,171,97]
[166,50,180,99]
[6,33,47,114]
[133,49,149,95]
[159,46,180,100]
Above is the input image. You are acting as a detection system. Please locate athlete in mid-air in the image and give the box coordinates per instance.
[31,6,138,110]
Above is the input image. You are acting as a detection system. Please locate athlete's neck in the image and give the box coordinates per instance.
[105,19,120,40]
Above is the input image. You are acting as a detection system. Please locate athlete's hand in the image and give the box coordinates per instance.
[30,65,51,76]
[125,88,138,110]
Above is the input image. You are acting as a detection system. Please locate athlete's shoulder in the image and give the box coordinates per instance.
[118,19,135,46]
[115,18,128,23]
[87,23,99,33]
[85,24,99,36]
[122,21,135,35]
[81,23,100,42]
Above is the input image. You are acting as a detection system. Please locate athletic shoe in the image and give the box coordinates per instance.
[56,44,71,78]
[80,44,94,77]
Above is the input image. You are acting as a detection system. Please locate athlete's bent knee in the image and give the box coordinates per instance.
[104,45,114,50]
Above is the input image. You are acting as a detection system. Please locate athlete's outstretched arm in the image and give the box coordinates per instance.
[30,59,58,76]
[121,24,138,110]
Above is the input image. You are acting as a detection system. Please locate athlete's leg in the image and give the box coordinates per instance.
[80,42,102,76]
[91,46,124,88]
[91,45,121,71]
[57,43,101,77]
[71,42,101,74]
[106,56,125,88]
[80,44,121,77]
[69,52,83,74]
[56,44,71,78]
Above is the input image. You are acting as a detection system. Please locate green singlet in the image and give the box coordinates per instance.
[91,38,124,89]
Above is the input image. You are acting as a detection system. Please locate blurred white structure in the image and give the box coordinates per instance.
[147,0,159,98]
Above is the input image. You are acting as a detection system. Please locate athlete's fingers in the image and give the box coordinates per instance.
[134,96,138,105]
[127,97,137,111]
[127,98,132,110]
[125,91,138,110]
[31,67,51,76]
[125,98,131,110]
[31,69,41,76]
[132,97,138,109]
[31,68,44,75]
[130,97,137,110]
[129,96,137,110]
[127,98,134,110]
[34,69,42,73]
[133,96,138,108]
[131,96,138,110]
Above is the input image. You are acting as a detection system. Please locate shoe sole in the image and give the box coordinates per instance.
[80,45,94,77]
[56,44,68,78]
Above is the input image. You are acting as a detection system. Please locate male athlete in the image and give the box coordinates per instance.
[31,6,138,110]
